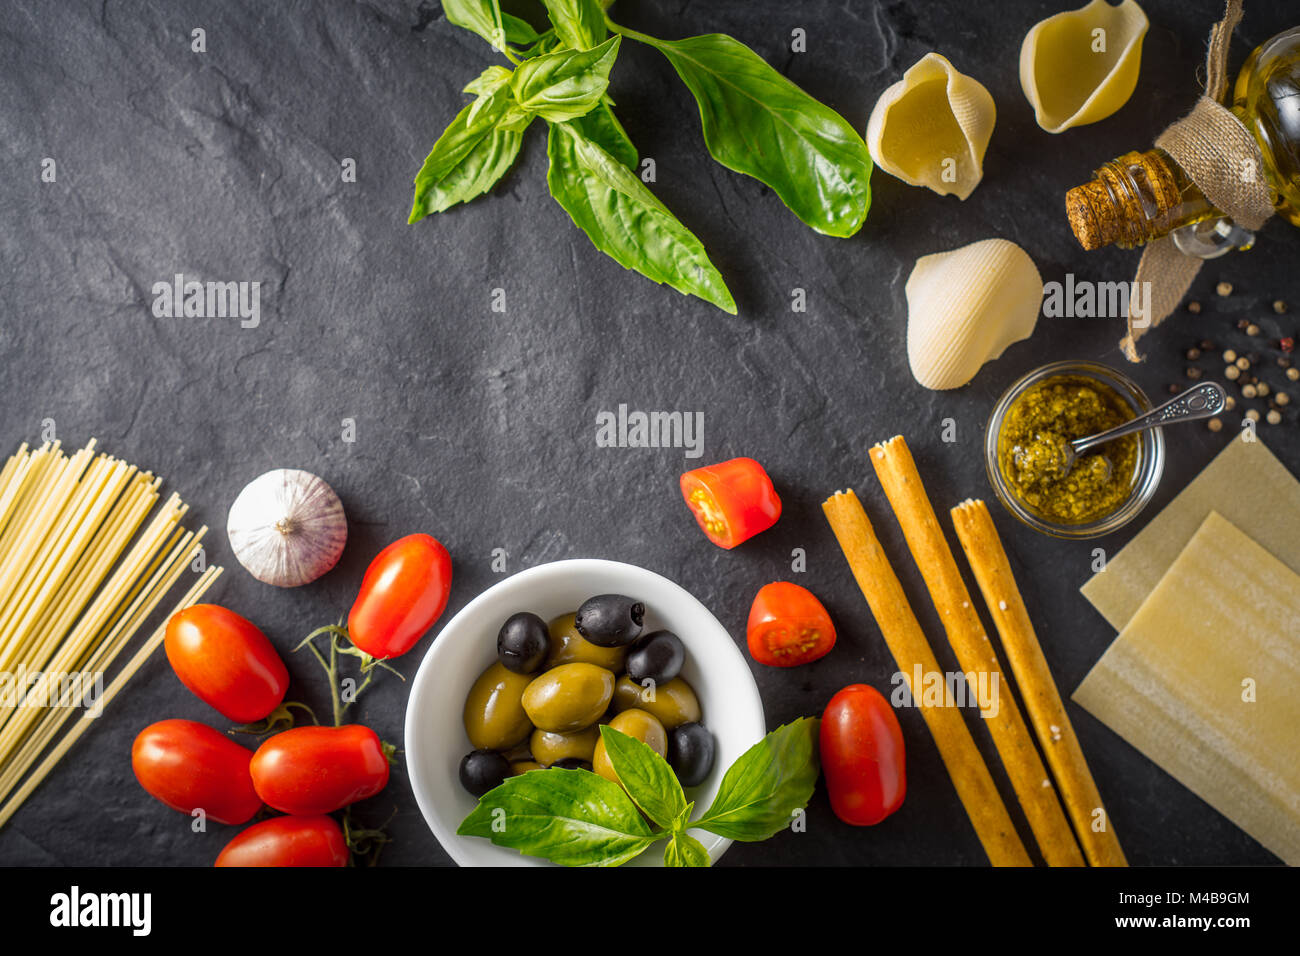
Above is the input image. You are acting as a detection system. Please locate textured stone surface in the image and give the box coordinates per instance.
[0,0,1295,867]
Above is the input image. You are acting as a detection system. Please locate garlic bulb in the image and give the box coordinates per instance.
[227,469,347,587]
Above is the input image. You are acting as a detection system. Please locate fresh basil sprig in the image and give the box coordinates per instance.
[511,36,620,121]
[691,713,822,841]
[457,764,658,867]
[415,0,872,310]
[627,31,873,238]
[546,121,736,313]
[409,84,531,221]
[442,0,541,51]
[596,723,688,827]
[457,717,820,867]
[539,0,606,50]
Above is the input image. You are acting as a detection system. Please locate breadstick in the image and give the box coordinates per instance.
[822,490,1031,867]
[951,499,1128,867]
[869,436,1084,867]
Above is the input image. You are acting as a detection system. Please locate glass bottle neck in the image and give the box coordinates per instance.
[1066,149,1221,250]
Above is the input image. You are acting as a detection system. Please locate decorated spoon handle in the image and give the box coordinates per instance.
[1071,381,1227,455]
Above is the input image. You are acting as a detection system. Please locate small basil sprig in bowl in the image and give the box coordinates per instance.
[457,717,820,866]
[413,0,873,313]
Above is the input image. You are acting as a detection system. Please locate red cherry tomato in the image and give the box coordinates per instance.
[820,684,906,826]
[746,581,836,667]
[250,725,390,815]
[679,458,781,550]
[347,533,452,659]
[215,815,349,867]
[164,605,289,722]
[131,719,262,825]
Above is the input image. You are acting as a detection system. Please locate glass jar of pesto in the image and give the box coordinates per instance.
[984,361,1165,538]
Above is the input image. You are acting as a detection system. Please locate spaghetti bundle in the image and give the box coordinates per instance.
[0,438,222,828]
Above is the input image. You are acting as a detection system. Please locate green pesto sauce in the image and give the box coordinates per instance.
[998,375,1138,524]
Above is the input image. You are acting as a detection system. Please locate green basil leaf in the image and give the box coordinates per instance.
[409,87,528,223]
[511,35,620,122]
[462,64,512,98]
[442,0,539,50]
[599,725,687,828]
[457,767,659,867]
[664,830,711,867]
[515,28,560,59]
[462,65,513,124]
[569,97,637,171]
[539,0,607,50]
[692,717,820,841]
[546,121,736,313]
[642,33,871,237]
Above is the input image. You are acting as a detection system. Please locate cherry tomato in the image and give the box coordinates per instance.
[347,533,452,659]
[164,605,289,722]
[250,725,390,815]
[131,719,262,825]
[215,815,349,867]
[746,581,836,667]
[820,684,906,826]
[679,458,781,549]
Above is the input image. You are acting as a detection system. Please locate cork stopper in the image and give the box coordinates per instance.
[1065,150,1183,251]
[1065,180,1120,251]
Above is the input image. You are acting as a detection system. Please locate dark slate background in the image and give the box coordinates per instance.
[0,0,1295,867]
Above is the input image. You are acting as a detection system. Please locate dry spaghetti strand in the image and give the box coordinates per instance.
[0,439,222,829]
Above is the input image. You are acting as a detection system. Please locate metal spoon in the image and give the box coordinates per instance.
[1057,380,1226,477]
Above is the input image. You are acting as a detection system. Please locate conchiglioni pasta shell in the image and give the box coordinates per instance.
[906,239,1042,391]
[1020,0,1148,133]
[866,53,996,201]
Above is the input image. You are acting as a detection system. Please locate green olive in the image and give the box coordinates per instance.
[593,708,667,785]
[530,725,600,767]
[521,663,615,733]
[611,674,701,729]
[510,760,543,776]
[463,661,534,750]
[546,613,628,671]
[502,740,534,763]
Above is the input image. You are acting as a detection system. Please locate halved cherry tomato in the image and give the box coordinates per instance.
[215,815,348,867]
[820,684,906,826]
[131,719,262,825]
[250,725,390,815]
[347,533,451,659]
[746,581,836,667]
[164,605,289,722]
[679,458,781,550]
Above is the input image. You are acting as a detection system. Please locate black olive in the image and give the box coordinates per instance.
[552,757,592,771]
[458,749,512,797]
[496,612,549,674]
[574,594,645,647]
[626,630,685,685]
[667,723,715,788]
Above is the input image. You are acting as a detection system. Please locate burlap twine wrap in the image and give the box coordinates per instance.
[1121,0,1276,361]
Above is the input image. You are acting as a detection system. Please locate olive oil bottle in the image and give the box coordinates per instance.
[1066,25,1300,257]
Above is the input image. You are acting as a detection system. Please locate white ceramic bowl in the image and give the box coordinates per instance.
[404,558,766,866]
